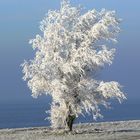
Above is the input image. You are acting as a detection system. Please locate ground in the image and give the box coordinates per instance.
[0,120,140,140]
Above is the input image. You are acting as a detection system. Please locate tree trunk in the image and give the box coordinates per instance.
[66,114,76,131]
[65,101,76,131]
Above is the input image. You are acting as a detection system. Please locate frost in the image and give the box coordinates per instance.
[21,0,126,130]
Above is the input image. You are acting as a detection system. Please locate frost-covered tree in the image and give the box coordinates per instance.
[22,0,126,131]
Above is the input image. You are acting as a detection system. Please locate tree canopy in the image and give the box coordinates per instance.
[22,0,126,130]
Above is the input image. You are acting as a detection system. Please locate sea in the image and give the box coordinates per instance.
[0,98,140,129]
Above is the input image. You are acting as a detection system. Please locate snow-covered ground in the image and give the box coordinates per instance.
[0,120,140,140]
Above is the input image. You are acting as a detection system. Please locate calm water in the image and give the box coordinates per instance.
[0,99,140,129]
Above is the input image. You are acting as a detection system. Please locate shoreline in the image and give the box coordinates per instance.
[0,120,140,140]
[0,119,139,130]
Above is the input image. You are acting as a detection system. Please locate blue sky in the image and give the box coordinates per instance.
[0,0,140,102]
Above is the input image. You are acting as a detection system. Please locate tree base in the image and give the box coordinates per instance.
[66,114,76,131]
